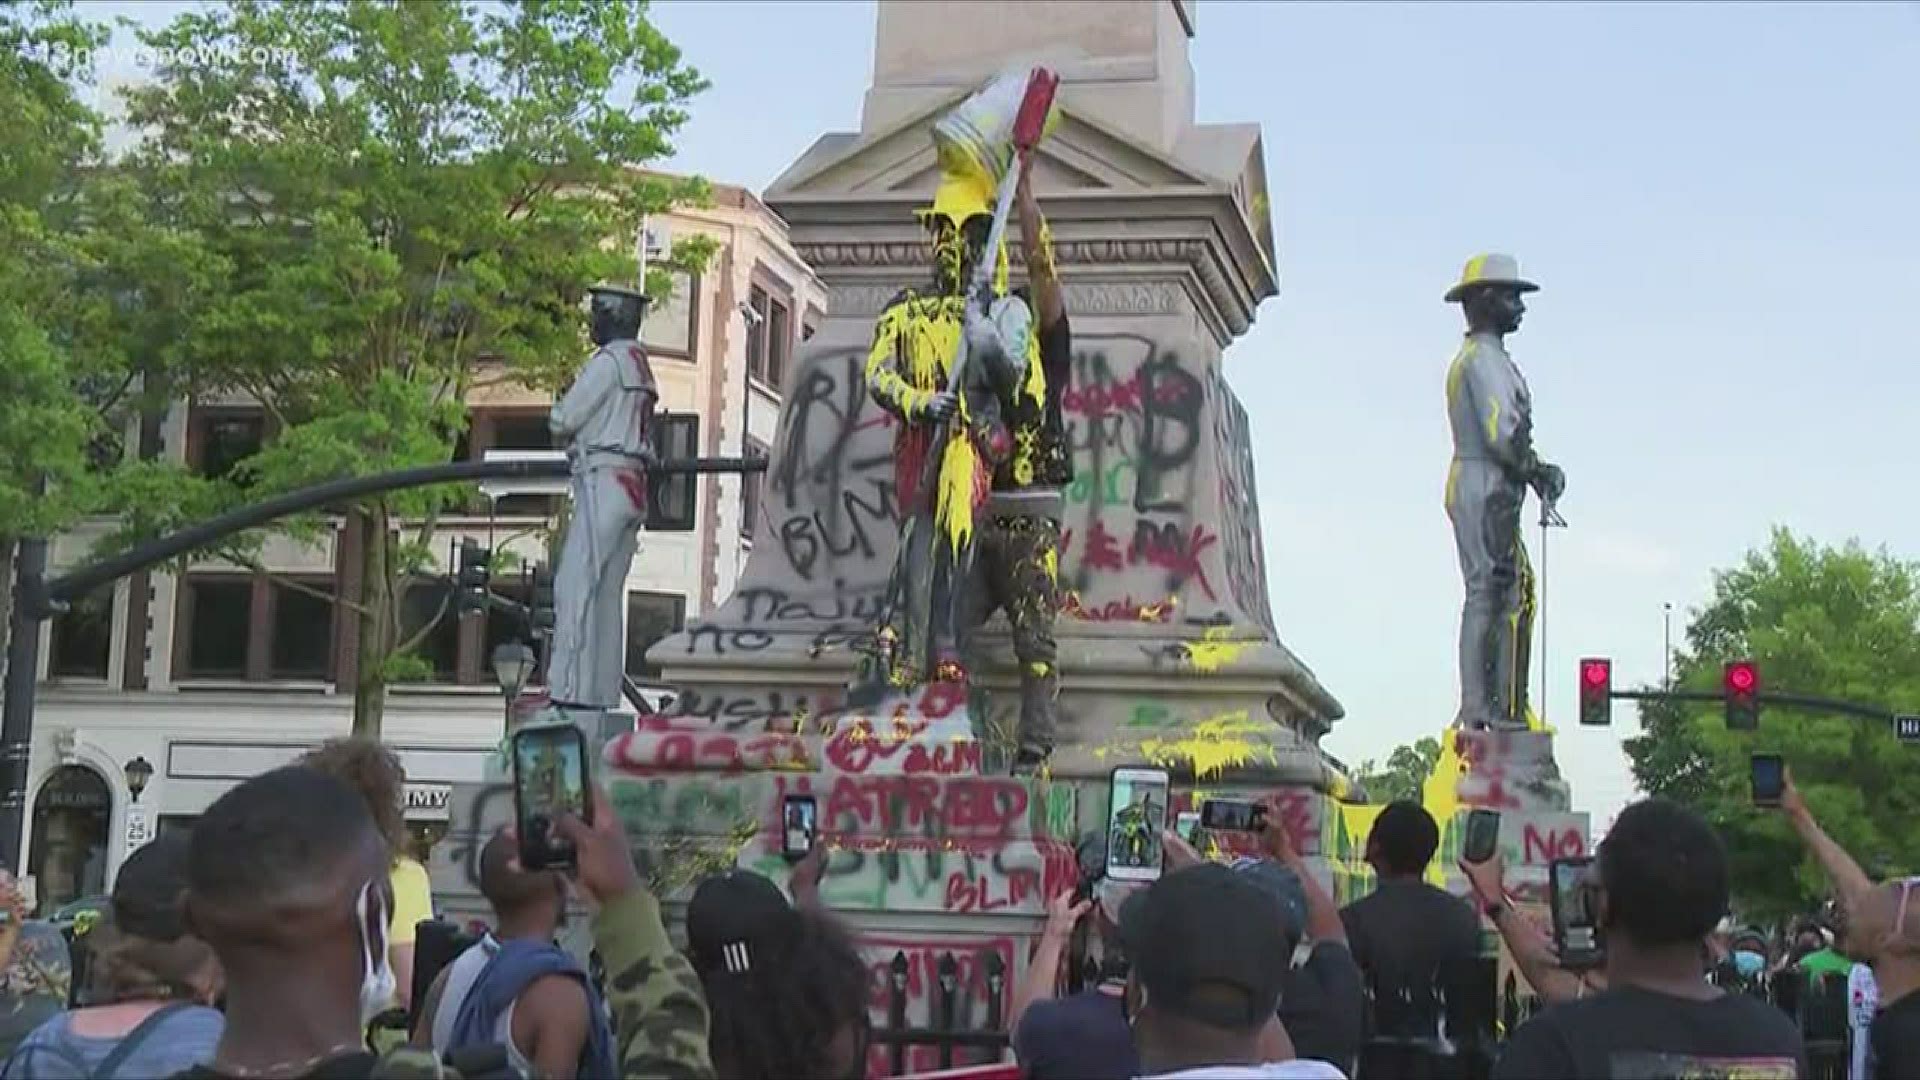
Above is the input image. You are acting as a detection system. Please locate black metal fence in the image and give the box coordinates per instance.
[873,949,1010,1076]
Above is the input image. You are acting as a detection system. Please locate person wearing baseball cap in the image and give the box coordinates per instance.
[683,866,869,1080]
[1120,863,1345,1079]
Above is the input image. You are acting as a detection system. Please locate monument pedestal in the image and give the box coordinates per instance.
[1444,727,1589,901]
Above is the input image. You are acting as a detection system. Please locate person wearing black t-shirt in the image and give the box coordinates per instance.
[1493,798,1806,1079]
[1779,769,1920,1080]
[1340,801,1483,1078]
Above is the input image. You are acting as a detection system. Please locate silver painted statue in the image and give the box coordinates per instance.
[1443,254,1565,730]
[548,284,657,710]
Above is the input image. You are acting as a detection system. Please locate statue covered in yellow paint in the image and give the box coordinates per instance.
[858,69,1066,769]
[1442,254,1565,730]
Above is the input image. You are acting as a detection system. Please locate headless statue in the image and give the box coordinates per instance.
[1443,254,1565,730]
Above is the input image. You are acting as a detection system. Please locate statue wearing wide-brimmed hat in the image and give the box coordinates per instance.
[1443,253,1565,730]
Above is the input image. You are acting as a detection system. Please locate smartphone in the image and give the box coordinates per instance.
[1199,798,1266,832]
[1463,808,1502,864]
[1549,856,1604,971]
[782,795,818,861]
[1751,754,1785,807]
[1106,767,1170,881]
[1174,811,1200,844]
[511,723,592,871]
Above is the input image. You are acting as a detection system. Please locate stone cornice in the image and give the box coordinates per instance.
[793,236,1250,341]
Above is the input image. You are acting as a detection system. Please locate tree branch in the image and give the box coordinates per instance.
[213,543,372,617]
[391,578,453,658]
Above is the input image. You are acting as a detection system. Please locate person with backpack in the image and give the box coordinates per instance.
[3,834,224,1079]
[412,832,613,1078]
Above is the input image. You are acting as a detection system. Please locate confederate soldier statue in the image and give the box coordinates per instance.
[549,284,657,711]
[1444,254,1564,730]
[861,69,1063,770]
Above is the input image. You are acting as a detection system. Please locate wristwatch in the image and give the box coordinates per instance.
[1483,898,1510,922]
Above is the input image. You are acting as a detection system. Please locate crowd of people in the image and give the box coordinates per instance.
[0,736,1912,1079]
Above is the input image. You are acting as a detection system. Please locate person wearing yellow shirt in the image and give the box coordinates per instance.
[300,738,435,1011]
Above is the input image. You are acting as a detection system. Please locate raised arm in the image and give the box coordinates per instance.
[1015,158,1063,330]
[556,786,715,1079]
[1781,767,1874,905]
[1461,852,1594,1004]
[1008,888,1091,1032]
[1260,795,1345,945]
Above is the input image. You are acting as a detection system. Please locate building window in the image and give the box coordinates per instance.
[766,297,791,390]
[180,577,253,678]
[642,271,696,359]
[624,592,685,681]
[48,586,113,680]
[741,438,768,539]
[456,409,558,517]
[399,582,461,684]
[646,414,699,531]
[745,286,769,383]
[269,581,335,680]
[178,574,337,682]
[189,408,266,482]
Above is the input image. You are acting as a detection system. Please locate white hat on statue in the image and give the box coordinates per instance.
[1444,253,1540,303]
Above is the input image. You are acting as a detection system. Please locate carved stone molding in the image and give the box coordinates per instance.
[795,237,1210,271]
[803,238,1243,337]
[827,278,1192,320]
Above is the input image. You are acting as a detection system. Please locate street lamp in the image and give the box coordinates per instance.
[491,641,538,732]
[123,756,153,803]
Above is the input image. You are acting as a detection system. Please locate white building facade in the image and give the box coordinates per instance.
[20,180,823,912]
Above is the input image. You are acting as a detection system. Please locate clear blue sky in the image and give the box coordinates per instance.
[88,1,1920,829]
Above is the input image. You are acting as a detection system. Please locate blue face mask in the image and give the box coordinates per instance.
[1733,949,1766,978]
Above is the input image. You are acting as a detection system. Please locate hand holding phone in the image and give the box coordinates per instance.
[1549,856,1604,971]
[782,795,818,862]
[1751,754,1785,808]
[512,723,593,871]
[1106,768,1170,881]
[1463,809,1502,864]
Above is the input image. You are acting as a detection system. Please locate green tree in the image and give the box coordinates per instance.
[0,2,203,655]
[1625,528,1920,921]
[1354,735,1442,804]
[115,0,716,736]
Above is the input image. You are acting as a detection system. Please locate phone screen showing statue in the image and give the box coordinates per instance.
[1107,774,1168,872]
[1552,859,1598,957]
[782,796,817,860]
[514,727,587,870]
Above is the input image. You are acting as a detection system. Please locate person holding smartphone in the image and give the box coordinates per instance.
[1493,799,1806,1079]
[1461,850,1607,1004]
[1777,767,1920,1080]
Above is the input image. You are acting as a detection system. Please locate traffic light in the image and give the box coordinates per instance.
[1578,658,1612,725]
[1724,660,1760,730]
[456,541,491,616]
[529,563,555,636]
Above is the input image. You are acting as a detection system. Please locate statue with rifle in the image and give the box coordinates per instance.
[853,68,1061,764]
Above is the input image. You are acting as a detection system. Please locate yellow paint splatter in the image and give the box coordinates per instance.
[1042,546,1058,585]
[1182,627,1251,674]
[1139,711,1277,780]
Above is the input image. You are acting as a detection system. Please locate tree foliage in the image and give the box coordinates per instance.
[1355,736,1442,805]
[110,0,716,734]
[1625,528,1920,921]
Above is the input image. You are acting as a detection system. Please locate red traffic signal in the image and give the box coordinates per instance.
[1725,660,1760,730]
[1579,658,1612,725]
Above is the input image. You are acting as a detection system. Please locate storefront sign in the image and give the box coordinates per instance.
[404,784,452,816]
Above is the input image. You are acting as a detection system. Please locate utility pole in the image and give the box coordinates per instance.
[1663,602,1673,691]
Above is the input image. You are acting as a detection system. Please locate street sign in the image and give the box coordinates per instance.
[1895,715,1920,743]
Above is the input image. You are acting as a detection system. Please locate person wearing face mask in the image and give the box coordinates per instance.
[1778,769,1920,1080]
[171,767,405,1079]
[3,834,223,1078]
[411,832,612,1078]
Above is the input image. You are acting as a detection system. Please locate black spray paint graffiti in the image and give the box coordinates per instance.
[772,350,899,585]
[1207,366,1276,634]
